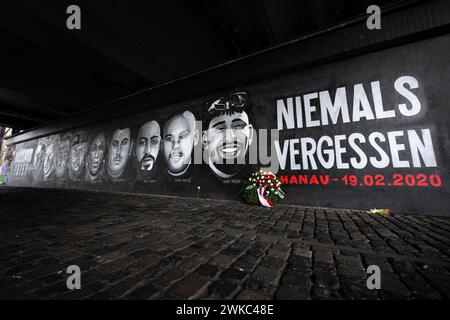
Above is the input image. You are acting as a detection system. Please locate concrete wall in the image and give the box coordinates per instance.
[8,34,450,215]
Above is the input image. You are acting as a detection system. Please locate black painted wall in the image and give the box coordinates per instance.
[8,34,450,215]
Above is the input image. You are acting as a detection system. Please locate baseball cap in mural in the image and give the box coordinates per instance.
[207,92,248,115]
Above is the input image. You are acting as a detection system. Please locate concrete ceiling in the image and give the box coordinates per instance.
[0,0,400,131]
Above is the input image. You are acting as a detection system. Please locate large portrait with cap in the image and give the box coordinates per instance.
[162,109,199,177]
[202,92,254,179]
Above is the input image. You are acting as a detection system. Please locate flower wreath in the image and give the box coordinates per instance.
[241,169,286,207]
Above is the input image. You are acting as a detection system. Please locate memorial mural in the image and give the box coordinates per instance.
[6,35,449,215]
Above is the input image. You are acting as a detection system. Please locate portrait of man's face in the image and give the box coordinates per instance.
[56,135,71,178]
[203,93,253,179]
[87,132,106,177]
[135,121,160,174]
[163,111,198,176]
[69,131,88,179]
[107,128,131,178]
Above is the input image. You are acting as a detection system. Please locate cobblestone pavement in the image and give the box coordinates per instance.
[0,187,449,300]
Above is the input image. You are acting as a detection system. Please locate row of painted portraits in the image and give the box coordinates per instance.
[11,92,254,183]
